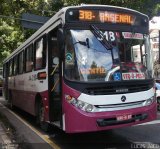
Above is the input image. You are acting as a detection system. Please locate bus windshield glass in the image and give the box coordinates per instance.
[64,29,153,82]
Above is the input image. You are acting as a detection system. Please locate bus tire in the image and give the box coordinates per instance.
[36,99,49,132]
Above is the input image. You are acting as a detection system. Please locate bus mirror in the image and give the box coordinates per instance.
[57,28,64,50]
[53,57,59,65]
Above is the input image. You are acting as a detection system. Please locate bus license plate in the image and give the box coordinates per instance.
[116,114,132,121]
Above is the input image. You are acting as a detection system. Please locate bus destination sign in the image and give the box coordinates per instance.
[79,10,134,24]
[67,9,136,25]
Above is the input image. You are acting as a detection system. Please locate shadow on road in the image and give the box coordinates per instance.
[48,127,133,149]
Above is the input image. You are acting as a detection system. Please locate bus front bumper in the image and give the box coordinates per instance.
[63,101,157,133]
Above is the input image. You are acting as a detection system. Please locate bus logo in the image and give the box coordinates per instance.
[116,88,128,93]
[121,96,126,102]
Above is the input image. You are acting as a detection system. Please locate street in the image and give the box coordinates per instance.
[0,96,160,149]
[1,2,160,149]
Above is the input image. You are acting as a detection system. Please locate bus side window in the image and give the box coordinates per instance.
[9,59,13,76]
[13,56,18,75]
[3,64,6,78]
[18,51,24,74]
[35,36,46,70]
[26,44,33,72]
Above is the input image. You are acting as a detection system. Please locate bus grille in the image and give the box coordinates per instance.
[84,83,152,95]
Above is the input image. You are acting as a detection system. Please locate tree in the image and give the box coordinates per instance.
[0,0,159,67]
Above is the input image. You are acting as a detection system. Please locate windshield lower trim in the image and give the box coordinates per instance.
[64,77,154,95]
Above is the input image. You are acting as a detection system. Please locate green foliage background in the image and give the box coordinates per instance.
[0,0,160,66]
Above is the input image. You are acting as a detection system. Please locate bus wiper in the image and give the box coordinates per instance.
[90,24,113,50]
[74,38,90,48]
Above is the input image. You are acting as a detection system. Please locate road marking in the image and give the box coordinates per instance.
[0,103,61,149]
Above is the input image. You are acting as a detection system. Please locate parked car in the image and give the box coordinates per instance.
[156,82,160,111]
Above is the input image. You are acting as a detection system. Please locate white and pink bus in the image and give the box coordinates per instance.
[3,5,157,133]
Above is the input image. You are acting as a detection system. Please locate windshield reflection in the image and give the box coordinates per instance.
[64,29,153,82]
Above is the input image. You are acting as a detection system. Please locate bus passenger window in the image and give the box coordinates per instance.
[3,64,6,78]
[9,60,13,76]
[35,37,46,70]
[26,45,33,72]
[18,52,24,74]
[13,56,18,75]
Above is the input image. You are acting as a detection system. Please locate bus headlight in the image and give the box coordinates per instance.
[65,94,96,112]
[143,96,155,106]
[77,101,85,109]
[85,104,94,112]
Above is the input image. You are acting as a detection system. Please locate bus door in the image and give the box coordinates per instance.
[48,32,62,127]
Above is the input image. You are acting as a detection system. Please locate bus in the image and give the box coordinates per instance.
[149,19,160,111]
[3,5,157,133]
[0,68,2,96]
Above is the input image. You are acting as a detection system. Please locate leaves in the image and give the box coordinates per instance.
[0,0,159,66]
[0,19,24,65]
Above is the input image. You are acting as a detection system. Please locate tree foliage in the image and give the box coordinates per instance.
[0,0,159,66]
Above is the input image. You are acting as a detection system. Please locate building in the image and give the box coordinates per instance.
[149,16,160,79]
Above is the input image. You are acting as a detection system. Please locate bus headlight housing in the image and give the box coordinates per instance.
[143,96,155,106]
[85,104,94,112]
[65,95,96,112]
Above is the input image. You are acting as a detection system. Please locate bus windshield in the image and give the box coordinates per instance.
[64,29,153,82]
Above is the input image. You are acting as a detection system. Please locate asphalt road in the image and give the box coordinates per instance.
[0,96,160,149]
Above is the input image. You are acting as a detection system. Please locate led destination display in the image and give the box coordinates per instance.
[66,8,148,27]
[79,10,134,24]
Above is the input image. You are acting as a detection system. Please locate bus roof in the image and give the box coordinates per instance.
[3,4,148,63]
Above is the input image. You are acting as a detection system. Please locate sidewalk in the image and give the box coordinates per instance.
[0,99,18,149]
[0,121,15,148]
